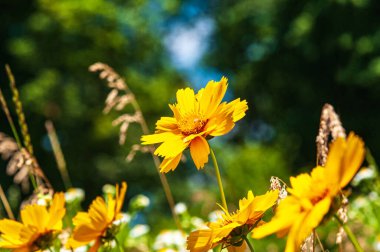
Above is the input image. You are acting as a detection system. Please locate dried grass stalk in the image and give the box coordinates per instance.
[305,103,348,251]
[89,62,182,231]
[1,132,51,193]
[316,104,346,166]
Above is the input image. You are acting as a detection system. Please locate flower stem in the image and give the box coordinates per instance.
[210,148,228,211]
[243,236,255,252]
[334,215,363,252]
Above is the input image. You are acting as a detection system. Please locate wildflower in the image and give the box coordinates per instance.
[187,190,279,252]
[154,230,187,252]
[141,77,248,172]
[67,182,127,251]
[64,188,85,203]
[0,192,66,251]
[252,133,365,252]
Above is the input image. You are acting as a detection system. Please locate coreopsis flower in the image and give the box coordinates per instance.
[187,190,279,252]
[252,133,365,252]
[0,192,66,251]
[67,182,127,252]
[141,77,248,172]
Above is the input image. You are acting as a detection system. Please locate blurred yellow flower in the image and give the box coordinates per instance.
[187,190,278,252]
[141,77,248,173]
[252,132,365,252]
[67,182,127,252]
[0,192,66,251]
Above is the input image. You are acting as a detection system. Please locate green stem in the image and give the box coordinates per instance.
[210,148,228,211]
[243,236,255,252]
[334,215,363,252]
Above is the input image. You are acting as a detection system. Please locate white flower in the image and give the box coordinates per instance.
[64,188,85,203]
[129,224,150,238]
[113,213,131,226]
[135,195,150,208]
[153,230,187,251]
[352,167,376,186]
[174,202,187,215]
[208,210,224,222]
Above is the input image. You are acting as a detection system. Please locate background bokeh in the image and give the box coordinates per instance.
[1,0,379,250]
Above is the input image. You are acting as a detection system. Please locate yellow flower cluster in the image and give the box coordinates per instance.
[0,182,127,252]
[0,193,65,251]
[252,133,365,252]
[0,77,367,252]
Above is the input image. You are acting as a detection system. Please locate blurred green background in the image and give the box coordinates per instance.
[1,0,380,250]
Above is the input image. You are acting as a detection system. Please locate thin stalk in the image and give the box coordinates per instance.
[334,215,363,252]
[210,148,228,211]
[0,88,22,148]
[5,65,39,190]
[315,232,325,252]
[243,236,255,252]
[130,98,182,231]
[5,65,33,155]
[45,121,72,189]
[0,185,15,219]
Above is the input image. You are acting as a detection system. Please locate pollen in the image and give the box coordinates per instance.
[178,114,206,135]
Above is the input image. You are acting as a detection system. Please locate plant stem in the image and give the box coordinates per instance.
[0,185,15,219]
[45,120,72,189]
[243,236,255,252]
[334,215,363,252]
[131,99,182,232]
[0,88,22,148]
[210,148,228,211]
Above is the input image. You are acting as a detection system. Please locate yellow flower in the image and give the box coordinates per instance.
[67,182,127,252]
[187,190,279,252]
[0,192,66,251]
[252,132,365,252]
[141,77,248,173]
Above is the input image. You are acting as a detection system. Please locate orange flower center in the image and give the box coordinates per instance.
[311,189,329,205]
[178,114,206,135]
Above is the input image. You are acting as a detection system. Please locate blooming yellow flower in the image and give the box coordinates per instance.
[141,77,248,173]
[0,192,66,251]
[252,132,365,252]
[187,190,279,252]
[67,182,127,252]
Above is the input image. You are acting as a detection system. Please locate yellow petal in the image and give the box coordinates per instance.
[160,153,182,173]
[190,136,210,169]
[86,197,110,229]
[226,98,248,122]
[176,87,196,115]
[340,133,365,188]
[20,204,49,233]
[325,133,365,189]
[250,190,279,213]
[198,77,228,119]
[72,224,103,243]
[47,192,66,230]
[285,197,331,252]
[205,108,235,137]
[187,229,214,252]
[0,219,25,247]
[141,132,175,145]
[115,182,127,217]
[155,117,178,132]
[154,134,188,158]
[252,197,300,239]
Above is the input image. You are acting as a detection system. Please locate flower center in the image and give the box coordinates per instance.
[178,114,205,135]
[311,189,329,205]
